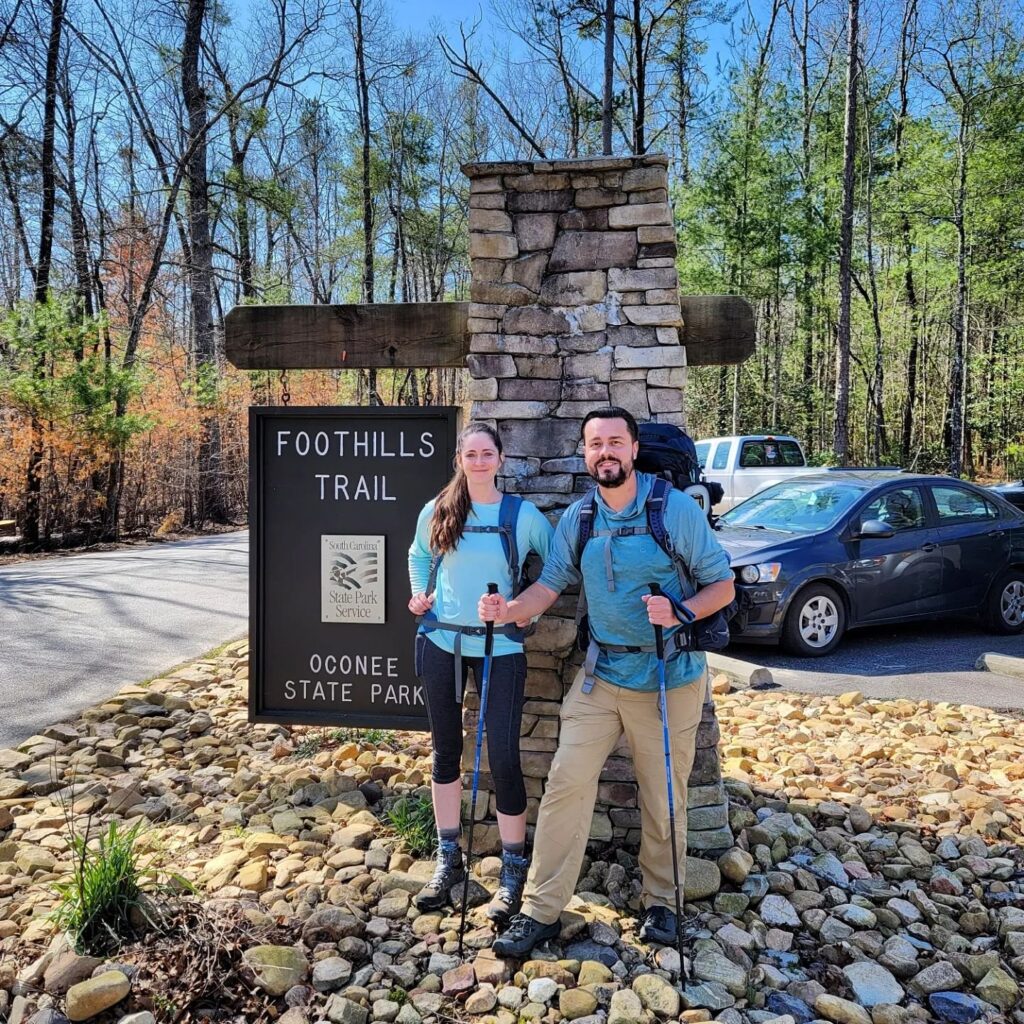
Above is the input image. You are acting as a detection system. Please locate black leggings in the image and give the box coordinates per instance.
[415,633,527,816]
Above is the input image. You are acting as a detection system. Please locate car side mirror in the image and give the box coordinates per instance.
[856,519,895,540]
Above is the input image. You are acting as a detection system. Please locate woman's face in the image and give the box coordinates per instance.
[458,431,502,485]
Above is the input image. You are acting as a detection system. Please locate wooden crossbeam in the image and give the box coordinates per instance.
[225,302,471,370]
[224,296,754,370]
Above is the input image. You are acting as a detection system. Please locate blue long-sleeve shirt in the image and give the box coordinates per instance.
[538,472,734,690]
[408,497,553,658]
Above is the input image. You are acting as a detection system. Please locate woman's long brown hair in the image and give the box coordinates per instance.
[428,422,503,555]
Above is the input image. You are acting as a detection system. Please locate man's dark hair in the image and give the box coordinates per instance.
[581,407,639,442]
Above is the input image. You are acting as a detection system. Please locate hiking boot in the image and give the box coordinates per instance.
[492,912,560,958]
[414,842,465,911]
[486,850,529,925]
[639,904,678,945]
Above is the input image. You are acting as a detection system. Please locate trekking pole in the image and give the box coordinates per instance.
[648,582,689,984]
[459,581,498,957]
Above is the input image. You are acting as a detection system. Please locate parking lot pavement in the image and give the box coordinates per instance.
[0,532,248,749]
[725,619,1024,710]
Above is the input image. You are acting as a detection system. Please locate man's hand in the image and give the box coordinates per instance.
[478,591,509,625]
[408,592,435,616]
[642,593,680,628]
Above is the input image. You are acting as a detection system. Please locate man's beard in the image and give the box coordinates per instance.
[589,458,632,488]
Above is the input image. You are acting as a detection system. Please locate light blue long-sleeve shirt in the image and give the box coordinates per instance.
[408,497,553,658]
[538,472,734,691]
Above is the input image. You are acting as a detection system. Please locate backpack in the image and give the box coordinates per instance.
[575,477,737,655]
[633,422,724,517]
[423,492,533,643]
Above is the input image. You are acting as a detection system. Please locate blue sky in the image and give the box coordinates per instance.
[391,0,741,97]
[393,0,485,32]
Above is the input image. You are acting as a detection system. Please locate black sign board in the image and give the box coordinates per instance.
[249,406,458,728]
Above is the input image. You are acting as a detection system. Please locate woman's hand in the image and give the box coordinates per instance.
[408,592,435,616]
[641,593,680,628]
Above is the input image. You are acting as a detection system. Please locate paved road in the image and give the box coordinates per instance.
[0,532,249,749]
[726,619,1024,709]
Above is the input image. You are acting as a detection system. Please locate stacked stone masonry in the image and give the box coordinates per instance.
[460,155,732,857]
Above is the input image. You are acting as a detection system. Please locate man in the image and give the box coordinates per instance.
[478,408,735,957]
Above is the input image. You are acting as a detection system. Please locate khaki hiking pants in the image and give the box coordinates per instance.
[521,667,705,925]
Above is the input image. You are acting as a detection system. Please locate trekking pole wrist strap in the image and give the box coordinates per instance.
[668,595,696,623]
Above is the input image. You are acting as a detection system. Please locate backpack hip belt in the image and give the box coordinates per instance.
[582,630,689,695]
[419,620,525,704]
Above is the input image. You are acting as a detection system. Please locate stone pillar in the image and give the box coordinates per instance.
[460,155,732,857]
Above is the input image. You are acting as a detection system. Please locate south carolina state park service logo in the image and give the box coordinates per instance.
[329,550,379,591]
[321,535,386,623]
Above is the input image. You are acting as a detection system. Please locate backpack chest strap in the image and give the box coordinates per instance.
[588,525,656,592]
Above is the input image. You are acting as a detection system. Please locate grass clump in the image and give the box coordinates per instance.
[385,795,437,857]
[52,818,146,954]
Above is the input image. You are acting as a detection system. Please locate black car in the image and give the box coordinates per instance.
[718,472,1024,656]
[990,480,1024,513]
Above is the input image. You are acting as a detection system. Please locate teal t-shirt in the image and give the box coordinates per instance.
[408,497,553,658]
[538,472,734,691]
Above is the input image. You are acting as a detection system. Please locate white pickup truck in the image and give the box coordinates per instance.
[697,435,816,512]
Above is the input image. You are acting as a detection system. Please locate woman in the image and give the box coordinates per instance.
[408,422,552,924]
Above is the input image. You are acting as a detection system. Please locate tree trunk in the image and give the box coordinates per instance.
[227,107,256,301]
[860,70,886,463]
[183,0,229,524]
[833,0,858,465]
[949,107,968,478]
[353,0,375,303]
[632,0,645,153]
[603,0,614,155]
[59,80,95,328]
[896,0,920,466]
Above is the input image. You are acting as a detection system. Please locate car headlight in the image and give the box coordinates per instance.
[738,562,782,584]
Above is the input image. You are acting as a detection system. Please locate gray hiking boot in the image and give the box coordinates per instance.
[487,850,529,925]
[414,841,465,911]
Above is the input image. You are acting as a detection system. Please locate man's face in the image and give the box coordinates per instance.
[583,418,638,488]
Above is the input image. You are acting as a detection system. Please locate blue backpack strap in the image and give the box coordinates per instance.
[425,553,441,597]
[577,490,597,557]
[498,493,523,596]
[646,477,695,597]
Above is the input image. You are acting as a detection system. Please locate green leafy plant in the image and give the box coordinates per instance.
[330,727,395,746]
[293,731,328,758]
[52,818,146,954]
[385,796,437,857]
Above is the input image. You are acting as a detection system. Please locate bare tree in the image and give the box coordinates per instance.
[896,0,920,464]
[438,23,549,158]
[603,0,615,153]
[833,0,858,465]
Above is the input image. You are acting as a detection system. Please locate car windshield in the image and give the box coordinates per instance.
[721,480,864,532]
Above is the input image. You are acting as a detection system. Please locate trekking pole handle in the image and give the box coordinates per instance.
[648,582,666,661]
[485,582,498,650]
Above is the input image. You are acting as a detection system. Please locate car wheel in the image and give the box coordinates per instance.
[985,569,1024,634]
[782,583,846,656]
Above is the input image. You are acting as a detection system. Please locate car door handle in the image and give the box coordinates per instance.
[921,542,937,552]
[988,529,1005,538]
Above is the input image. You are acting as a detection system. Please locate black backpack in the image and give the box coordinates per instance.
[633,422,724,517]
